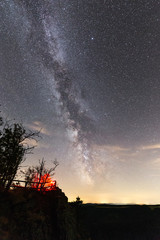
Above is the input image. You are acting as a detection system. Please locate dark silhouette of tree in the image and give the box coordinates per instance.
[70,196,83,207]
[25,158,59,191]
[0,118,39,190]
[76,196,83,204]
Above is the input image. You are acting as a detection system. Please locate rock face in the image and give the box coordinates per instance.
[0,188,78,240]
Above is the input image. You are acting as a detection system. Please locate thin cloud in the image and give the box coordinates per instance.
[22,137,49,149]
[22,138,37,148]
[140,144,160,150]
[93,144,129,152]
[27,121,51,136]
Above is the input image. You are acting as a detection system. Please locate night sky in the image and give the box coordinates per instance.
[1,0,160,203]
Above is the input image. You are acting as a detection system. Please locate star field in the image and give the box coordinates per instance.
[1,0,160,203]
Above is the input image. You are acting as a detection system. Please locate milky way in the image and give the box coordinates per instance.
[1,0,160,202]
[0,0,98,181]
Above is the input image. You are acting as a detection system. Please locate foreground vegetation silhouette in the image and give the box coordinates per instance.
[1,116,160,239]
[0,116,39,190]
[0,116,85,240]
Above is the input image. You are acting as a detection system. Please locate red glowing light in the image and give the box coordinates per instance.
[31,173,56,191]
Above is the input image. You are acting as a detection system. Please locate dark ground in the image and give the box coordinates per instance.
[0,188,78,240]
[1,189,160,240]
[75,203,160,240]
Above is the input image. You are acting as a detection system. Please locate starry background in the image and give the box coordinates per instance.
[1,0,160,203]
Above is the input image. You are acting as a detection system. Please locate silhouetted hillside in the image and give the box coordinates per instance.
[0,188,80,240]
[74,203,160,240]
[2,190,160,240]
